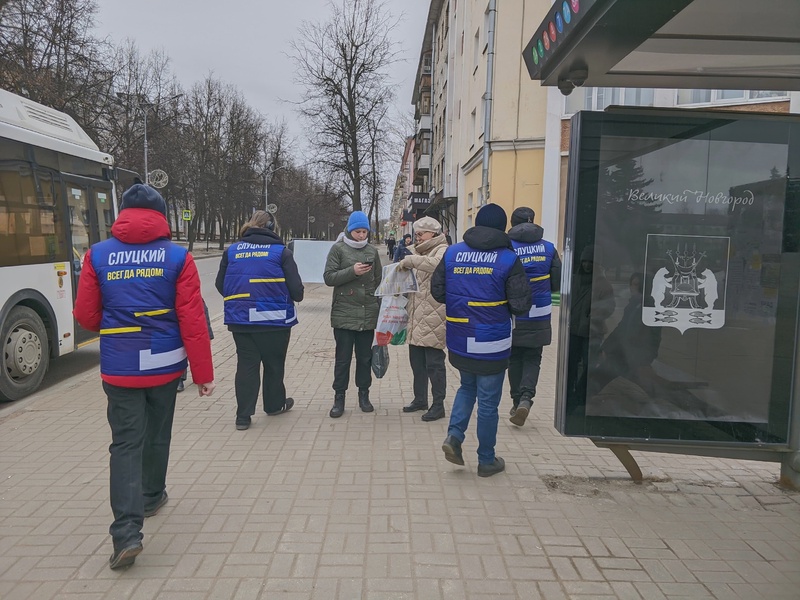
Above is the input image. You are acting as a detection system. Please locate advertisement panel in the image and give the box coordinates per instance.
[559,108,800,445]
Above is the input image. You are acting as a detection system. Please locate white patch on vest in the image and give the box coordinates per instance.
[139,346,187,370]
[466,335,512,354]
[249,308,287,322]
[528,304,552,318]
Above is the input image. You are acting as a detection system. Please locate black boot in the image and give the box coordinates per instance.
[442,435,464,466]
[330,392,345,418]
[421,401,445,422]
[403,399,428,413]
[358,389,374,412]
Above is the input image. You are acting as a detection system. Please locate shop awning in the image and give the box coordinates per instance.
[524,0,800,93]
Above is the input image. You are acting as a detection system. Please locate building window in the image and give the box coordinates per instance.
[565,87,655,115]
[677,89,787,105]
[473,29,480,70]
[467,192,473,209]
[470,108,477,145]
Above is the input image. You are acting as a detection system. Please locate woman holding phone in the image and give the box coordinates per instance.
[323,211,382,418]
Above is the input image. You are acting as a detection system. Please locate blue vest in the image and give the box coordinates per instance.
[511,238,557,322]
[222,241,297,327]
[443,242,518,361]
[91,238,188,377]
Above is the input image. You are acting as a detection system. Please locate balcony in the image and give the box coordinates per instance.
[413,154,430,186]
[416,114,431,135]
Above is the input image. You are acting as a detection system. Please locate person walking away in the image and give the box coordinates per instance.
[324,211,382,417]
[74,183,215,570]
[386,235,396,259]
[397,216,448,421]
[506,207,561,426]
[215,210,304,430]
[393,233,413,262]
[431,204,531,477]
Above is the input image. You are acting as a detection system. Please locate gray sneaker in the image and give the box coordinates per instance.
[509,399,532,427]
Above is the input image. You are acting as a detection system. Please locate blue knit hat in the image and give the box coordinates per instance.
[121,184,167,216]
[347,211,370,232]
[475,203,507,231]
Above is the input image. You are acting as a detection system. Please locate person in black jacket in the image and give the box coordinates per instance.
[393,233,412,262]
[506,207,562,426]
[215,211,304,430]
[431,204,531,477]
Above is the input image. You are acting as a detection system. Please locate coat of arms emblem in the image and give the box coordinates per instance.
[642,234,728,334]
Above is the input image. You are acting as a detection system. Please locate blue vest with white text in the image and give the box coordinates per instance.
[443,242,518,361]
[223,241,297,327]
[91,238,188,377]
[511,238,556,322]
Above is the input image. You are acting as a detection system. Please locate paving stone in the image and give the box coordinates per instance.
[0,281,797,598]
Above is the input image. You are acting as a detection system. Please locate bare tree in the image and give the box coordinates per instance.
[290,0,398,213]
[0,0,114,136]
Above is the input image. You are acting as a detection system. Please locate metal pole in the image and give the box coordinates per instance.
[143,107,149,184]
[264,171,268,213]
[480,0,497,205]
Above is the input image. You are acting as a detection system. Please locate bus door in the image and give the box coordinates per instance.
[63,176,114,345]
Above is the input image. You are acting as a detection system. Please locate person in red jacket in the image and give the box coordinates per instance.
[74,183,215,570]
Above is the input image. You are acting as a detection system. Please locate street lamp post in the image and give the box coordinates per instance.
[120,93,182,184]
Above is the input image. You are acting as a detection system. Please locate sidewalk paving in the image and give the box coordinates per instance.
[0,283,798,599]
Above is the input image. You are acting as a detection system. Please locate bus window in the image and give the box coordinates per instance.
[93,186,114,241]
[0,162,66,267]
[67,184,90,261]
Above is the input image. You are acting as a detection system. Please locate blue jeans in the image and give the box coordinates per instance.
[447,370,505,465]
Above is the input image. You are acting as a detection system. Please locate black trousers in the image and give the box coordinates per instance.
[332,328,373,392]
[508,345,544,404]
[104,379,178,549]
[408,344,447,405]
[233,329,291,419]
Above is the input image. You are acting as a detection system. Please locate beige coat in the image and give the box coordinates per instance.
[398,234,448,349]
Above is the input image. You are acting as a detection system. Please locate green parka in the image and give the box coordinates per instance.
[324,239,382,331]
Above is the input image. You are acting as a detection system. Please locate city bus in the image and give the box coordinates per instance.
[0,88,119,401]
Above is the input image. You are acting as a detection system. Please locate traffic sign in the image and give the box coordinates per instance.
[267,203,278,214]
[182,209,192,221]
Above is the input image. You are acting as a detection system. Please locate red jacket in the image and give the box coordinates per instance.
[74,208,214,388]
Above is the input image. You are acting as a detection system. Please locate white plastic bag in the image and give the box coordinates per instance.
[373,295,409,346]
[374,263,418,297]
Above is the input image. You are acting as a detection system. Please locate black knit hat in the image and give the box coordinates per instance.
[121,184,167,216]
[475,203,507,231]
[510,207,535,227]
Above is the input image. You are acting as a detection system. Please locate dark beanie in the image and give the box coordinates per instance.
[475,203,507,231]
[511,207,535,227]
[121,184,167,216]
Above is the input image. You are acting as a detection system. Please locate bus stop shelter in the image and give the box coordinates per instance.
[523,0,800,489]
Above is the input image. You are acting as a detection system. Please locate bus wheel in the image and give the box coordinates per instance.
[0,306,50,402]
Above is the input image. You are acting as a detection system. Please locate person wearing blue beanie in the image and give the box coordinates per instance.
[121,184,167,217]
[324,210,382,418]
[347,211,371,233]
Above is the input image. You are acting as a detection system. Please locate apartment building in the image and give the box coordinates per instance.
[402,0,551,242]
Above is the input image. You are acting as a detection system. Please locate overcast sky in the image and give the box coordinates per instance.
[92,0,430,156]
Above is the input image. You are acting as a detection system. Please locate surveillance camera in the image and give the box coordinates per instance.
[558,79,575,96]
[568,68,588,87]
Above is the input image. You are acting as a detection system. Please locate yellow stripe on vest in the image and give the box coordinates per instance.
[224,293,251,301]
[133,309,173,317]
[467,300,508,307]
[249,278,286,283]
[100,327,142,335]
[446,316,469,323]
[530,274,550,282]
